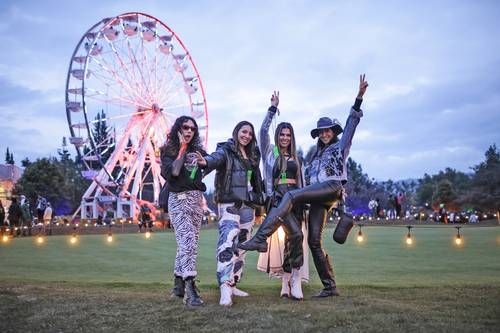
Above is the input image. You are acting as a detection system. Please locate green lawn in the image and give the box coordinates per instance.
[1,225,500,332]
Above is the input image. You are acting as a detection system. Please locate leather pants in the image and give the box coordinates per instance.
[256,180,343,288]
[272,184,303,272]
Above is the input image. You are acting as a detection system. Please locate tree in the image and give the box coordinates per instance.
[58,137,71,162]
[5,147,14,165]
[434,179,456,208]
[21,158,31,168]
[92,110,115,164]
[459,144,500,216]
[15,158,66,211]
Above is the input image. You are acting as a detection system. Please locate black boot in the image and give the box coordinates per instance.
[238,211,284,252]
[312,254,340,298]
[184,277,204,307]
[333,212,353,244]
[170,275,185,298]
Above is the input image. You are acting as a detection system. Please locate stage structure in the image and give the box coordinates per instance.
[65,12,208,220]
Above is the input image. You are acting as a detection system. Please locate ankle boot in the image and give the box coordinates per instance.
[333,212,353,244]
[238,210,284,252]
[183,277,203,307]
[280,272,291,298]
[290,268,303,300]
[170,275,185,298]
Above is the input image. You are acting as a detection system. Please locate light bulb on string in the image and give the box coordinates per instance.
[356,225,364,243]
[145,231,151,239]
[454,227,462,246]
[36,234,45,245]
[2,234,9,243]
[405,226,413,246]
[106,225,114,243]
[70,233,78,245]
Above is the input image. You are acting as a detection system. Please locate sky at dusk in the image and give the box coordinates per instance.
[0,0,499,181]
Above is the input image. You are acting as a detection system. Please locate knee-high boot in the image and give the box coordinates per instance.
[313,254,340,297]
[237,208,284,252]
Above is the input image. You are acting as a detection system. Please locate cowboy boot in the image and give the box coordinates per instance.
[232,286,249,297]
[170,275,185,298]
[219,283,233,307]
[280,272,291,298]
[290,268,303,300]
[184,277,203,307]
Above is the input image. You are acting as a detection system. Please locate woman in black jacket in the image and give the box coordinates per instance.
[196,120,265,307]
[161,115,207,307]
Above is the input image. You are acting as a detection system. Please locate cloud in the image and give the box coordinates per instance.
[0,0,499,183]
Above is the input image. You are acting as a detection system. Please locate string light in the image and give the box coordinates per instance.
[70,233,78,245]
[2,234,9,243]
[107,232,113,243]
[36,235,45,245]
[145,231,151,239]
[406,226,413,246]
[356,225,364,243]
[454,227,462,246]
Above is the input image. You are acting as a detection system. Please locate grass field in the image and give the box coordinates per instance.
[1,225,500,332]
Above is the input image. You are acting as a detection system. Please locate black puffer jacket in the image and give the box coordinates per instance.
[204,139,264,207]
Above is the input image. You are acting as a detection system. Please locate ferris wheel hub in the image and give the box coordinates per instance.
[152,103,162,113]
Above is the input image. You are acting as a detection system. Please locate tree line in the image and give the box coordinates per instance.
[6,138,499,217]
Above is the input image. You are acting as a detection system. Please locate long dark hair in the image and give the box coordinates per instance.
[232,121,258,165]
[161,116,203,156]
[274,122,302,185]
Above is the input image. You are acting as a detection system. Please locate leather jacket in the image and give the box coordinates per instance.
[307,107,363,184]
[204,139,265,207]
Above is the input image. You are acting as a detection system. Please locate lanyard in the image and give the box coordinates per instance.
[247,169,253,190]
[189,159,198,180]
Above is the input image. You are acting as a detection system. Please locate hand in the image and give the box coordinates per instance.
[195,151,207,167]
[270,90,280,108]
[357,74,369,99]
[177,131,187,150]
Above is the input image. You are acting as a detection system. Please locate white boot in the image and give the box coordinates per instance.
[219,283,233,306]
[290,268,303,300]
[233,286,249,297]
[280,272,291,298]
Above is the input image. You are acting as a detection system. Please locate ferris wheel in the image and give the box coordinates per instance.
[65,12,208,220]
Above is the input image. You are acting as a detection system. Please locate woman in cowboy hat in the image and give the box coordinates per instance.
[240,74,369,298]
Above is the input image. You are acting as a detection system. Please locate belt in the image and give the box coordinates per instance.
[274,179,297,186]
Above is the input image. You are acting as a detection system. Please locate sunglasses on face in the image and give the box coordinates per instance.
[181,125,197,132]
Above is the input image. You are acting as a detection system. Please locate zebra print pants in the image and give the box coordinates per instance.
[168,190,204,279]
[216,203,255,286]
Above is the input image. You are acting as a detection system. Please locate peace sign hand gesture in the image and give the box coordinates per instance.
[270,91,280,108]
[357,74,369,99]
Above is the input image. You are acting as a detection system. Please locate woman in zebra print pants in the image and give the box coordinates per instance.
[161,116,207,307]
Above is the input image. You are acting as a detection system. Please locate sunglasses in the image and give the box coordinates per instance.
[181,125,197,132]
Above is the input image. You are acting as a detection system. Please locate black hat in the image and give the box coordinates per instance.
[310,117,343,138]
